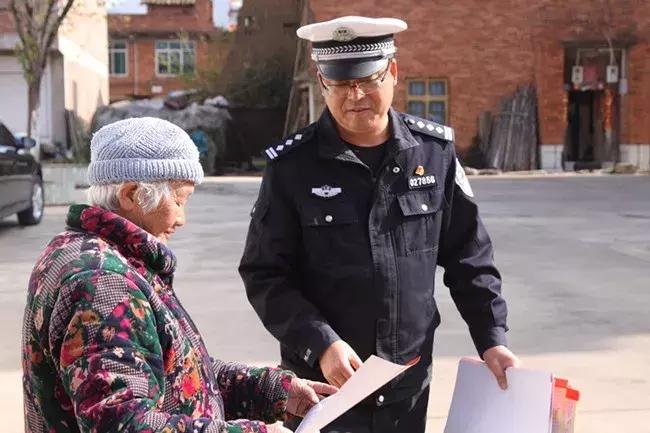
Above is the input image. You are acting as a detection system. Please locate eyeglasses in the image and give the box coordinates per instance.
[320,63,392,98]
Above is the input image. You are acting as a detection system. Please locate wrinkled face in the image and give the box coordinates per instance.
[320,59,397,136]
[143,182,194,242]
[118,181,195,243]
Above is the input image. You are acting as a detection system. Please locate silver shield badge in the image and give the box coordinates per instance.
[311,185,343,199]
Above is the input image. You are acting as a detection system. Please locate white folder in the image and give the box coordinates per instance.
[445,358,553,433]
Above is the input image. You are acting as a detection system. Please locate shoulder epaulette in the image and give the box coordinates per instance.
[401,114,454,142]
[264,123,316,161]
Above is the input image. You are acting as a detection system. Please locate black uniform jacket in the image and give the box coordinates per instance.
[239,108,508,405]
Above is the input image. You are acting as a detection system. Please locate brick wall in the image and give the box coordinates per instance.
[108,36,230,101]
[626,41,650,145]
[108,0,226,101]
[527,0,650,146]
[0,0,15,34]
[213,0,302,159]
[0,10,14,34]
[109,0,214,34]
[220,0,301,90]
[309,0,650,154]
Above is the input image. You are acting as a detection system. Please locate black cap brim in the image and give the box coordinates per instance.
[318,58,389,81]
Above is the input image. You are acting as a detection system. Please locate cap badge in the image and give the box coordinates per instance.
[415,165,425,176]
[332,26,356,42]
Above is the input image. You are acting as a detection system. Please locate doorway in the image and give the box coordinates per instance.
[566,90,604,168]
[563,46,621,170]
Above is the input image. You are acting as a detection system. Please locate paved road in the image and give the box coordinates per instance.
[1,175,649,432]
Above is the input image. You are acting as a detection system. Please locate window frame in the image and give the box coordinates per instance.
[155,39,196,77]
[109,40,128,77]
[406,78,449,124]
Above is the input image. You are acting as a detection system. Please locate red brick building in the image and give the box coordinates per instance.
[217,0,302,164]
[286,0,650,171]
[108,0,229,102]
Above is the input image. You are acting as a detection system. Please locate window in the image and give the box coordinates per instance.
[155,40,195,76]
[109,40,128,76]
[406,79,448,124]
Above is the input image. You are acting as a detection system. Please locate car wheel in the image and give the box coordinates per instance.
[17,178,44,226]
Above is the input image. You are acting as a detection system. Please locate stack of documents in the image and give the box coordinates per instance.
[444,358,579,433]
[293,356,579,433]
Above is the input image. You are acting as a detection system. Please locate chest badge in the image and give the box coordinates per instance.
[408,166,436,189]
[311,185,342,198]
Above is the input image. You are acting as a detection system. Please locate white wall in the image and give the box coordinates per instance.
[59,0,109,126]
[620,144,650,171]
[540,144,563,171]
[49,55,67,147]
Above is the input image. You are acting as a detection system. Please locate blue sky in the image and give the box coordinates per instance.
[107,0,230,27]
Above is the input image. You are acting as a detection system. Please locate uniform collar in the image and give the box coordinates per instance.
[316,109,359,163]
[316,107,420,162]
[390,107,420,153]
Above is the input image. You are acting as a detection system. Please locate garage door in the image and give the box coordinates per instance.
[0,56,28,134]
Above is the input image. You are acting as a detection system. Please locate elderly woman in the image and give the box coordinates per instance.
[22,118,335,433]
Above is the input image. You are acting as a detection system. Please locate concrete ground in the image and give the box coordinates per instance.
[1,175,649,432]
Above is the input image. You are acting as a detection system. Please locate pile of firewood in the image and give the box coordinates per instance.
[479,85,539,171]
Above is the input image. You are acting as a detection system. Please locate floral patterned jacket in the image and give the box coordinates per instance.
[22,205,293,433]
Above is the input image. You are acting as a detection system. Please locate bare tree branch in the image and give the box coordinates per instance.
[9,0,81,138]
[23,0,39,44]
[38,0,58,55]
[42,0,75,64]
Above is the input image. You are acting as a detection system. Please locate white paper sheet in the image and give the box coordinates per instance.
[294,355,416,433]
[444,357,553,433]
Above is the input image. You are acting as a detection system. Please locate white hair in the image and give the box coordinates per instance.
[87,181,173,214]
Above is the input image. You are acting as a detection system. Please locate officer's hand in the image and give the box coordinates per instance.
[265,422,294,433]
[319,340,363,388]
[287,377,338,417]
[483,345,521,390]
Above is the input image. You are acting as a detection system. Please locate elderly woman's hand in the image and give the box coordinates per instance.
[286,377,338,417]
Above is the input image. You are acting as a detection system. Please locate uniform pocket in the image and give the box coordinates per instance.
[396,188,444,255]
[300,201,362,265]
[300,200,358,227]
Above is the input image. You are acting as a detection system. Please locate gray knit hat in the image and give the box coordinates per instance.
[88,117,204,185]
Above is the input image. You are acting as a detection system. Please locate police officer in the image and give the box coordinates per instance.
[239,16,519,433]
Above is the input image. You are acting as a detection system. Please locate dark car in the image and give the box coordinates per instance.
[0,122,44,225]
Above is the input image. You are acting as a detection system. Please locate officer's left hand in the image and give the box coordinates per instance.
[286,377,338,417]
[482,345,521,390]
